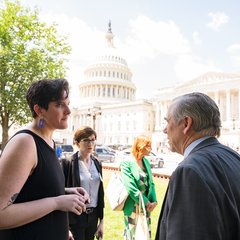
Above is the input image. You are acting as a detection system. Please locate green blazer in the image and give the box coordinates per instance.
[120,157,157,216]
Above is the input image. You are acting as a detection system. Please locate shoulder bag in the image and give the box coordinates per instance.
[135,192,150,240]
[106,171,128,211]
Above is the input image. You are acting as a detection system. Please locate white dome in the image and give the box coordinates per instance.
[79,22,136,104]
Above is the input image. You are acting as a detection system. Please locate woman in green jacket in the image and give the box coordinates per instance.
[120,135,157,239]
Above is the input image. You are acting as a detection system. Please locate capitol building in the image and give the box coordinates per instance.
[56,23,240,153]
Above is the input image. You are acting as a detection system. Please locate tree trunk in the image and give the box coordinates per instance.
[1,115,9,151]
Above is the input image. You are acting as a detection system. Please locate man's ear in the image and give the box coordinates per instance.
[183,116,193,134]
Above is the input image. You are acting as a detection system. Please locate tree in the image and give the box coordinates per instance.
[0,0,71,149]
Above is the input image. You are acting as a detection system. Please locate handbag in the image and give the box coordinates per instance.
[106,171,128,211]
[135,192,150,240]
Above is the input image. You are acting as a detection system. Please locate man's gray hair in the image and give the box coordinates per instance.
[171,92,221,137]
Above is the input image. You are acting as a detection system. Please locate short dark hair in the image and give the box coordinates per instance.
[73,126,97,144]
[26,78,69,118]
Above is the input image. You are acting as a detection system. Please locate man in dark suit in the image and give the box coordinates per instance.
[155,92,240,240]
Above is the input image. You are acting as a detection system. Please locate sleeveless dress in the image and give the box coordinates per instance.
[124,167,151,240]
[0,130,69,240]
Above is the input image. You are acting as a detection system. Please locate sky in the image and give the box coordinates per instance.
[14,0,240,101]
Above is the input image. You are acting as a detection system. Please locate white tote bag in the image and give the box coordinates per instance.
[135,192,150,240]
[106,172,128,211]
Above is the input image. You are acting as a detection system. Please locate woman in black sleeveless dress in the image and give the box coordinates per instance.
[0,79,89,240]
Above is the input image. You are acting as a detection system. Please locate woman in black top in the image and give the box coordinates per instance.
[0,79,89,240]
[61,126,104,240]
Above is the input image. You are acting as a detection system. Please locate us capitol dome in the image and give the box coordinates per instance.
[78,21,136,104]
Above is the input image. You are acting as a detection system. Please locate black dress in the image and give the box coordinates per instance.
[0,130,69,240]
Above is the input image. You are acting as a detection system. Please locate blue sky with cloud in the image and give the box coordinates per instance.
[17,0,240,100]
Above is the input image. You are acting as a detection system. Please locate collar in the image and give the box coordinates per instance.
[184,136,211,158]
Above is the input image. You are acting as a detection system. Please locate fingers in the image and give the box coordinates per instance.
[146,205,152,212]
[78,196,86,212]
[146,203,154,212]
[78,194,85,203]
[68,194,86,215]
[147,202,157,212]
[75,204,83,215]
[77,187,88,196]
[146,201,151,208]
[77,187,90,203]
[76,195,87,213]
[68,187,90,204]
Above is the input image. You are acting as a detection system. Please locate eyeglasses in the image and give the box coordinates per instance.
[80,139,96,144]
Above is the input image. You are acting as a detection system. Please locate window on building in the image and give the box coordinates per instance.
[133,120,136,130]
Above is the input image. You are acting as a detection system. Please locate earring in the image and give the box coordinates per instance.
[38,118,44,128]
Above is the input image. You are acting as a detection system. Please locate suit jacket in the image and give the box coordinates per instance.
[61,152,104,224]
[120,156,157,216]
[155,137,240,240]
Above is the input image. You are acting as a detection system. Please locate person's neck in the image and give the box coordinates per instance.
[181,132,206,155]
[136,153,144,161]
[79,152,91,162]
[136,157,145,170]
[28,122,53,145]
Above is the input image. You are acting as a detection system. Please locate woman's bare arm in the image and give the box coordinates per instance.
[0,133,85,229]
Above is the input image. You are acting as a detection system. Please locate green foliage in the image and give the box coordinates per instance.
[103,170,168,239]
[0,0,71,146]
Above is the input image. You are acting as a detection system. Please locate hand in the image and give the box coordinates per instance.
[66,187,90,204]
[55,194,86,215]
[76,187,90,204]
[146,201,151,209]
[146,201,157,212]
[68,230,74,240]
[95,220,104,239]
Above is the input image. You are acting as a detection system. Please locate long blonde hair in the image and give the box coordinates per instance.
[132,135,152,160]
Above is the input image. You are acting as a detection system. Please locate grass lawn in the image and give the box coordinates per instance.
[102,169,169,240]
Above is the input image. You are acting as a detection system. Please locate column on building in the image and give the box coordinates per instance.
[111,85,113,97]
[155,102,161,131]
[159,102,165,131]
[100,84,103,97]
[226,90,231,123]
[214,91,219,106]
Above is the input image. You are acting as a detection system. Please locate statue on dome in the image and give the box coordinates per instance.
[106,20,114,48]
